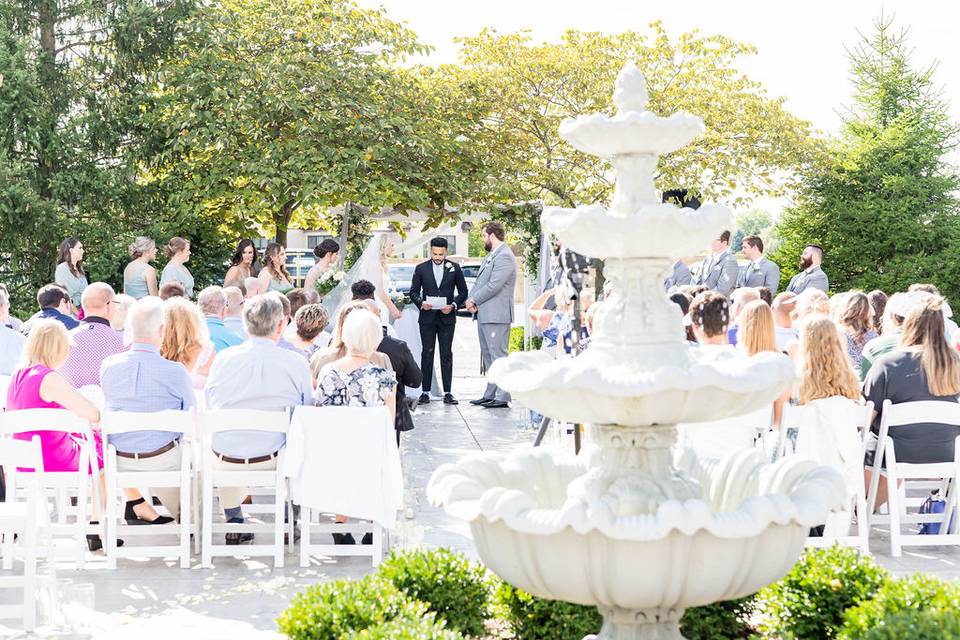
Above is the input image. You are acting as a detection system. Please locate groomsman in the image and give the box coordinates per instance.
[737,235,781,292]
[664,260,691,291]
[786,244,829,294]
[694,230,739,297]
[466,222,517,409]
[409,237,468,405]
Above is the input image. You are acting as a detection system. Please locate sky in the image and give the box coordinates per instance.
[355,0,960,137]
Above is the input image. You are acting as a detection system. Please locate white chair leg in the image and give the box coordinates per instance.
[23,522,37,630]
[75,466,88,570]
[201,472,213,569]
[856,489,869,551]
[300,508,310,568]
[886,471,902,557]
[105,457,118,571]
[372,523,383,567]
[180,465,191,569]
[273,477,285,568]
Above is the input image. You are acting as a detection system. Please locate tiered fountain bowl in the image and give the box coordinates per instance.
[428,63,845,640]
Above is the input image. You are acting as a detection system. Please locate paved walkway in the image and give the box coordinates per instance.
[4,317,960,637]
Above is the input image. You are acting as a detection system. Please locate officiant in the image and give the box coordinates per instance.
[409,237,468,405]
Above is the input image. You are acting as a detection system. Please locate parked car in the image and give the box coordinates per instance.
[458,261,482,316]
[285,249,315,288]
[387,263,416,296]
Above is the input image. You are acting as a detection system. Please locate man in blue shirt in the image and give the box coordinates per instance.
[198,286,243,352]
[0,288,25,374]
[204,293,312,542]
[101,296,195,524]
[20,284,80,335]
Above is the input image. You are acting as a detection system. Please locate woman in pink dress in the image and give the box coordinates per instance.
[6,319,116,550]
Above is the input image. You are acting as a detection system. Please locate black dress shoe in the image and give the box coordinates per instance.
[332,533,356,545]
[87,522,123,552]
[418,393,431,404]
[225,517,254,545]
[483,400,510,409]
[361,533,373,545]
[470,398,493,406]
[443,393,458,405]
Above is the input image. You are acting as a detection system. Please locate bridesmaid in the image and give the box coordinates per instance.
[257,242,294,293]
[224,239,261,287]
[123,237,159,299]
[54,237,88,313]
[159,237,195,298]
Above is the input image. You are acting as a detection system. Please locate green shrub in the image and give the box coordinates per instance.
[860,609,960,640]
[755,546,889,639]
[839,573,960,639]
[509,326,525,352]
[495,581,601,640]
[680,596,756,639]
[377,548,491,637]
[277,575,427,640]
[342,613,465,640]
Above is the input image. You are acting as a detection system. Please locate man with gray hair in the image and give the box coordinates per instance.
[198,285,242,352]
[0,287,26,374]
[222,286,247,339]
[100,296,194,524]
[204,293,312,543]
[243,276,261,299]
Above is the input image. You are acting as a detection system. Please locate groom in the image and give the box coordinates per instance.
[409,237,468,405]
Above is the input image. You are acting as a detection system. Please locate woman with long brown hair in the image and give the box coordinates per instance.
[224,239,261,287]
[863,297,960,508]
[739,300,791,428]
[832,291,878,372]
[55,236,88,312]
[160,297,215,388]
[257,242,294,294]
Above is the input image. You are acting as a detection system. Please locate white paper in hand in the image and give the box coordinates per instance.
[426,296,447,308]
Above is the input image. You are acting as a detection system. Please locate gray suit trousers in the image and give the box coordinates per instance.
[478,322,511,402]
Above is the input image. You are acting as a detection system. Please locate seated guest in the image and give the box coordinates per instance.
[243,276,261,299]
[771,292,798,352]
[798,316,862,405]
[350,279,398,338]
[863,297,960,510]
[197,286,243,352]
[785,289,830,358]
[100,297,193,524]
[689,291,732,351]
[757,287,773,306]
[727,287,760,346]
[832,291,878,373]
[310,301,392,380]
[860,291,921,380]
[111,294,135,334]
[60,282,126,388]
[669,291,695,344]
[204,294,312,542]
[0,287,26,374]
[159,281,186,301]
[910,283,959,338]
[20,284,79,335]
[314,309,397,545]
[223,286,247,339]
[161,297,215,389]
[6,319,114,550]
[358,300,421,445]
[0,283,24,331]
[868,290,887,334]
[279,304,329,359]
[738,300,790,426]
[282,288,321,343]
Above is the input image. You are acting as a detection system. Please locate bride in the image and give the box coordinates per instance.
[322,233,402,323]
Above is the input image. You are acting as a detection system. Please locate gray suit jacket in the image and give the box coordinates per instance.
[695,251,739,297]
[471,243,517,324]
[737,257,781,292]
[786,266,829,294]
[664,260,691,291]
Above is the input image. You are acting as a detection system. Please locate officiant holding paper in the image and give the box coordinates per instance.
[409,237,468,405]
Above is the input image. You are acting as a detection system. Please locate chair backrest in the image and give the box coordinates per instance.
[292,405,391,429]
[0,374,10,410]
[0,436,45,502]
[198,408,290,435]
[0,408,91,435]
[100,409,196,437]
[880,399,960,429]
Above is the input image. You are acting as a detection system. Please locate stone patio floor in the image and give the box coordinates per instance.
[3,317,959,638]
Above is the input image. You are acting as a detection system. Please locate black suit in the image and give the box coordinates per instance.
[409,259,468,394]
[377,334,422,443]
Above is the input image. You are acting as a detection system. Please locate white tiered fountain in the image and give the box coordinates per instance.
[428,64,845,640]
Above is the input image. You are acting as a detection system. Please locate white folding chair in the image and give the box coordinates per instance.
[866,399,960,557]
[100,410,197,569]
[288,406,398,568]
[1,409,102,569]
[678,404,773,460]
[0,374,11,410]
[0,437,52,630]
[785,400,873,550]
[198,409,290,568]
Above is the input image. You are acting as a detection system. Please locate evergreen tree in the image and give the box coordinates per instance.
[771,15,960,299]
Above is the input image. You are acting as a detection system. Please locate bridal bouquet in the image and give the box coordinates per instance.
[389,290,410,312]
[315,269,346,297]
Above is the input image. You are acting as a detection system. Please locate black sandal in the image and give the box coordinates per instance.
[124,498,175,525]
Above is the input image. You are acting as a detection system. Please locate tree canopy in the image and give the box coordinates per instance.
[771,15,960,299]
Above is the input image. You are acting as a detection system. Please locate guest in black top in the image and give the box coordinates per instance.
[409,237,468,405]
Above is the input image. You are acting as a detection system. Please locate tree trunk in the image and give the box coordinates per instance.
[274,198,299,246]
[338,201,351,269]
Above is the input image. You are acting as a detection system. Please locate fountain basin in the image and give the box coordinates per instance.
[428,447,845,624]
[489,347,795,427]
[542,202,734,261]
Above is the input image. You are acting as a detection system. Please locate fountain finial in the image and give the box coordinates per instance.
[613,63,649,115]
